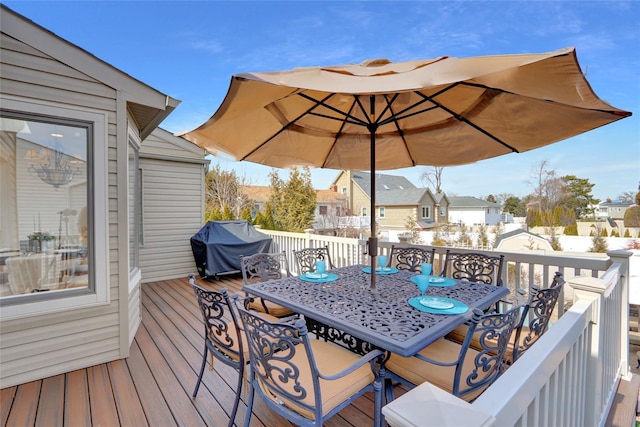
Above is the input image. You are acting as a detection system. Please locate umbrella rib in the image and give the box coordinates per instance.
[415,87,520,153]
[242,92,346,160]
[298,92,369,127]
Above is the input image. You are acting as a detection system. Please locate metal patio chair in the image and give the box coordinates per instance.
[447,272,565,364]
[293,245,335,275]
[240,252,294,318]
[189,273,245,427]
[235,299,385,427]
[385,305,521,403]
[440,249,505,286]
[387,245,436,272]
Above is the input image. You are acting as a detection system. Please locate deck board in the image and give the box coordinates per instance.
[0,274,398,426]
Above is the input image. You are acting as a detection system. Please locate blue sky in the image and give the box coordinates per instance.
[4,1,638,201]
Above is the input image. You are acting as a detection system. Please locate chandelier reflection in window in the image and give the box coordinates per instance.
[26,135,81,188]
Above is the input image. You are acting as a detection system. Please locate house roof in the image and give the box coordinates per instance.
[376,188,431,205]
[241,186,272,202]
[493,229,550,249]
[317,189,348,203]
[351,171,416,197]
[1,5,180,140]
[449,196,501,209]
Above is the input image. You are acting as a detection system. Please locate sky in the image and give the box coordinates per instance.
[3,0,639,202]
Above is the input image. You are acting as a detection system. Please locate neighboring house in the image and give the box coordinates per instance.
[448,196,502,226]
[241,185,272,216]
[139,128,209,283]
[494,229,554,253]
[314,188,349,231]
[594,199,633,221]
[239,185,348,230]
[0,6,181,387]
[331,170,449,232]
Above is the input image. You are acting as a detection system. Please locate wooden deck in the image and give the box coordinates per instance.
[1,275,401,426]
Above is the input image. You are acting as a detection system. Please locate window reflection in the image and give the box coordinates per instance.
[0,117,89,298]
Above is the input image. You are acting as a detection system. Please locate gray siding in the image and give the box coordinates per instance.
[0,30,122,386]
[138,152,205,283]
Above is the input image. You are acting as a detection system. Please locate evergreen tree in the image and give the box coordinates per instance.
[240,206,253,223]
[477,224,489,249]
[588,226,608,253]
[548,227,562,251]
[624,229,631,237]
[504,196,526,216]
[253,211,265,228]
[552,206,563,226]
[564,223,579,236]
[559,175,599,219]
[456,223,473,247]
[208,206,222,221]
[221,205,235,220]
[269,167,317,232]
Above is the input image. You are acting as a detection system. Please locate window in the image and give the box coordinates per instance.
[341,187,347,194]
[378,207,385,218]
[362,207,367,216]
[319,205,327,215]
[1,98,108,319]
[128,136,141,273]
[421,206,430,219]
[440,207,446,216]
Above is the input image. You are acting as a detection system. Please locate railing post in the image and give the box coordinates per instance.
[569,274,606,426]
[608,250,632,379]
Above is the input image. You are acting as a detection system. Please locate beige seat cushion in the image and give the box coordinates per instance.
[259,340,375,420]
[447,324,530,364]
[248,298,294,317]
[386,338,492,402]
[212,311,279,362]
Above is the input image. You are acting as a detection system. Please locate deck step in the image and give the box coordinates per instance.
[605,373,640,427]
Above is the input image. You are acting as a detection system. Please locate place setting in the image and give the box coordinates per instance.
[409,263,457,287]
[362,255,399,274]
[408,265,468,315]
[299,259,339,283]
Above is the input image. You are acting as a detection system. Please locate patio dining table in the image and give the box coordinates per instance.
[243,264,509,357]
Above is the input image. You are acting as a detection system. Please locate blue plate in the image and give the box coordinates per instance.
[410,275,456,287]
[408,296,468,315]
[299,272,339,283]
[362,266,399,274]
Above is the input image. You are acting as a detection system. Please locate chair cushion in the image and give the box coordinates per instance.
[259,340,375,420]
[248,298,294,317]
[386,338,490,402]
[211,311,280,362]
[446,324,531,364]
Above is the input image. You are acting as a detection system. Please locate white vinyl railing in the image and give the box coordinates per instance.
[260,230,632,426]
[383,251,631,427]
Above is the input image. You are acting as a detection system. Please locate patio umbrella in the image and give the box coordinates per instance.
[181,47,631,288]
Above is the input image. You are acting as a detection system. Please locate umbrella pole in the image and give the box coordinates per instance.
[368,95,377,289]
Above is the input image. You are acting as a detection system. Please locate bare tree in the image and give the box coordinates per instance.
[528,160,566,211]
[420,166,445,193]
[205,165,253,219]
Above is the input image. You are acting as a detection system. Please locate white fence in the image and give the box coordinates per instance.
[383,251,631,427]
[260,230,632,426]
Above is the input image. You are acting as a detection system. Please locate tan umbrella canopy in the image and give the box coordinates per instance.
[182,46,631,287]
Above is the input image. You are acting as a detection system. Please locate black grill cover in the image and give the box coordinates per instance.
[190,220,272,278]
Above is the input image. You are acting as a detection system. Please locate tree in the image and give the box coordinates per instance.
[204,165,251,219]
[547,227,562,251]
[476,224,489,249]
[269,167,316,232]
[486,194,497,203]
[240,206,253,223]
[503,196,526,216]
[528,160,565,212]
[588,224,608,253]
[420,166,445,193]
[559,175,599,219]
[404,216,422,244]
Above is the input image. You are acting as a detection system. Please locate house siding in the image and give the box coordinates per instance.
[138,133,206,283]
[0,27,122,386]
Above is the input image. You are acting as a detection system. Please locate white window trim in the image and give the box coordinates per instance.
[421,205,431,219]
[378,206,385,218]
[0,96,109,320]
